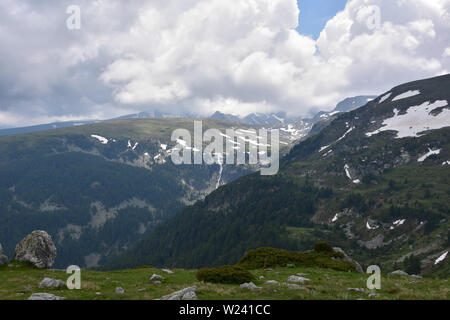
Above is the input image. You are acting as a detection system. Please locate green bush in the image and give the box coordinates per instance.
[237,247,302,270]
[314,242,334,253]
[196,266,254,284]
[237,245,355,272]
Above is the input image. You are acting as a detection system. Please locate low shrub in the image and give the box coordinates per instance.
[237,247,302,270]
[196,265,254,284]
[314,242,334,253]
[237,244,355,272]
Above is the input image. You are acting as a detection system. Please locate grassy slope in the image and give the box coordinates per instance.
[0,261,448,300]
[0,118,244,142]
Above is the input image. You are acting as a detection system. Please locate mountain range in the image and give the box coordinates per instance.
[0,96,375,136]
[103,75,450,277]
[0,74,448,277]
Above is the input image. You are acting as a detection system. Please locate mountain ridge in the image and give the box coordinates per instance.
[104,74,450,276]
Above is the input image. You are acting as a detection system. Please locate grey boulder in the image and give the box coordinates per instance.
[158,286,198,300]
[115,287,125,294]
[162,269,174,274]
[287,276,310,284]
[150,274,164,281]
[14,231,56,269]
[390,270,409,276]
[28,293,64,300]
[240,282,262,291]
[39,277,66,289]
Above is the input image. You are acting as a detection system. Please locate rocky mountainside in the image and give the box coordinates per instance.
[106,75,450,277]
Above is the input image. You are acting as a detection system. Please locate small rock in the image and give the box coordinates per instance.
[347,288,366,293]
[137,288,146,292]
[259,276,265,280]
[265,280,279,285]
[39,277,66,289]
[95,292,101,295]
[264,268,274,272]
[162,269,174,274]
[390,270,409,276]
[296,273,308,276]
[150,274,164,281]
[368,293,377,298]
[410,275,422,279]
[28,293,64,300]
[152,281,162,285]
[115,287,125,294]
[240,282,262,291]
[158,286,198,300]
[287,275,310,284]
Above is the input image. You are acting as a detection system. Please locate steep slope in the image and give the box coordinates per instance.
[107,75,450,276]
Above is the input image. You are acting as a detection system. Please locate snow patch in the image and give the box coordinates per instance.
[332,214,339,223]
[91,135,108,144]
[323,149,333,157]
[344,164,352,180]
[366,100,450,138]
[272,115,284,123]
[320,127,354,152]
[417,148,441,162]
[344,164,359,183]
[379,93,392,103]
[366,221,379,230]
[390,219,406,230]
[392,90,421,101]
[160,144,167,150]
[215,154,224,190]
[434,251,448,265]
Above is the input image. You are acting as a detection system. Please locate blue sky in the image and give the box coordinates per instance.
[296,0,348,39]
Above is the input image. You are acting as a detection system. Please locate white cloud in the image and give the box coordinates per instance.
[0,0,449,127]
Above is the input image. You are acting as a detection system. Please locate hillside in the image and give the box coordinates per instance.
[105,75,450,276]
[0,118,269,269]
